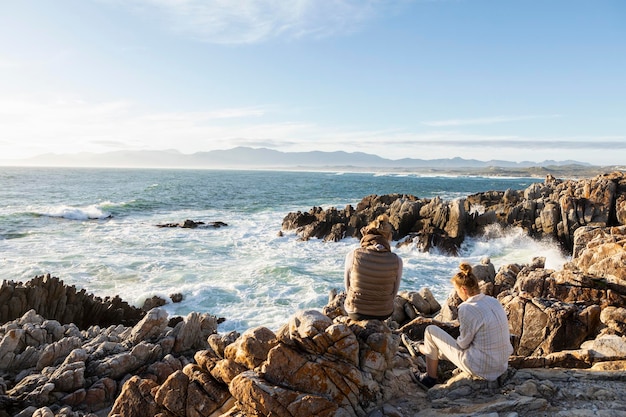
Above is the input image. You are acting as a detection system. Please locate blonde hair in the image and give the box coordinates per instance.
[362,214,393,241]
[451,262,479,293]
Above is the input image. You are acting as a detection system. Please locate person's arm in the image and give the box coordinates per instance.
[344,250,354,291]
[393,256,403,295]
[456,304,480,350]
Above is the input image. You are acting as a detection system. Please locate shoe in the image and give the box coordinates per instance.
[414,372,437,390]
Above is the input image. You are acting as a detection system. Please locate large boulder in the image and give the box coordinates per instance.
[153,364,233,417]
[572,226,626,287]
[502,294,601,357]
[108,376,161,417]
[228,310,411,416]
[229,370,344,417]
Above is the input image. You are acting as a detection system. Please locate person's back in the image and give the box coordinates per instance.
[415,262,513,389]
[459,294,513,380]
[344,214,403,321]
[345,246,400,318]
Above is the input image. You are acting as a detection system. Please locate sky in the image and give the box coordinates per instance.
[0,0,625,166]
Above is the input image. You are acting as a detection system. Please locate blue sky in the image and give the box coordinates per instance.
[0,0,624,165]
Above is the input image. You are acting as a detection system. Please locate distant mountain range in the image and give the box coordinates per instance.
[4,147,596,172]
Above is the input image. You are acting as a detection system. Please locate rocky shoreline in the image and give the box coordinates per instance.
[282,171,626,255]
[1,172,625,417]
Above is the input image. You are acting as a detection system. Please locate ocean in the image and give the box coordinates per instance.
[0,167,569,333]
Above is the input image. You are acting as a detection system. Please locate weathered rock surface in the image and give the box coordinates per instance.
[572,225,626,287]
[282,172,626,255]
[0,307,221,417]
[411,367,626,416]
[108,309,417,417]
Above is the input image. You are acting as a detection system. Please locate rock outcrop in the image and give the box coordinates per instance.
[0,307,221,417]
[105,310,416,417]
[282,172,626,255]
[156,220,228,229]
[0,274,145,329]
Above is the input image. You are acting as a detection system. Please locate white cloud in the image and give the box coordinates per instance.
[0,59,22,69]
[422,114,562,127]
[205,107,267,119]
[106,0,384,44]
[0,94,623,165]
[0,95,300,158]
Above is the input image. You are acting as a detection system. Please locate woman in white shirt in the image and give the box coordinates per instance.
[416,262,513,389]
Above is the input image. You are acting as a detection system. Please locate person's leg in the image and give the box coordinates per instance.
[422,325,473,376]
[348,312,389,321]
[425,356,438,379]
[413,324,455,387]
[420,325,453,378]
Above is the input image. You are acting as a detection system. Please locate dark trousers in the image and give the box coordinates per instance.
[348,312,390,321]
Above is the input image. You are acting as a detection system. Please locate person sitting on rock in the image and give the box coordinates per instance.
[344,214,403,321]
[416,262,513,389]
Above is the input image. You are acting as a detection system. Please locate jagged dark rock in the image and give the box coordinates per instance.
[156,220,228,228]
[282,172,626,255]
[169,293,183,303]
[141,295,166,311]
[0,274,145,329]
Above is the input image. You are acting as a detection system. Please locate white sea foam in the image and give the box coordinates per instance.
[459,224,570,271]
[0,167,553,334]
[3,207,570,333]
[37,204,112,220]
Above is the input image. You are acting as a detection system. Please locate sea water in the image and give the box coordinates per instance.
[0,167,569,333]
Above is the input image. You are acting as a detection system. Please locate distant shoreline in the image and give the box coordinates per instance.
[0,163,622,180]
[278,164,623,179]
[1,147,623,178]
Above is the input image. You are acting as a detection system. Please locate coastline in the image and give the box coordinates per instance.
[1,171,625,416]
[0,167,550,333]
[272,164,624,179]
[1,164,620,179]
